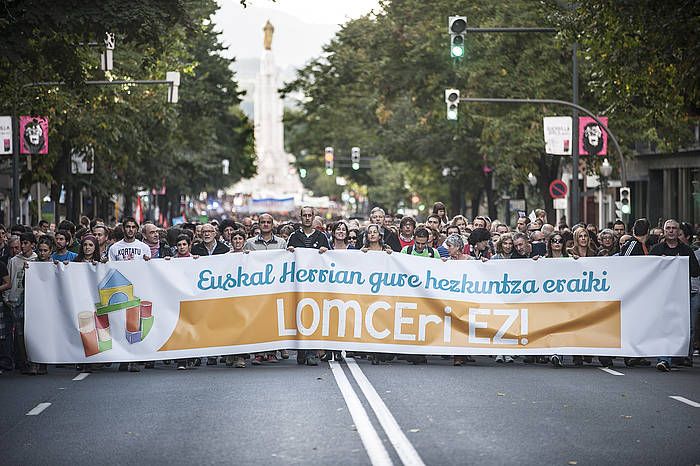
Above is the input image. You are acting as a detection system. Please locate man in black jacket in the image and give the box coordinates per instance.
[286,206,328,366]
[620,218,650,256]
[651,219,700,372]
[191,223,230,256]
[190,222,230,366]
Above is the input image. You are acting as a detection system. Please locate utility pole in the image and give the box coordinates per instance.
[571,42,580,225]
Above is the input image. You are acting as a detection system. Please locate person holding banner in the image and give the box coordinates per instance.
[7,233,38,374]
[567,227,597,260]
[191,223,230,366]
[164,234,202,370]
[287,206,329,366]
[361,224,392,254]
[244,213,285,365]
[109,218,151,372]
[651,219,700,371]
[329,221,352,251]
[441,234,476,366]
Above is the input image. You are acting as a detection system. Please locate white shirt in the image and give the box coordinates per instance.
[108,239,151,261]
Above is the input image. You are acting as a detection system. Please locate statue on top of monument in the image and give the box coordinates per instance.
[264,20,274,50]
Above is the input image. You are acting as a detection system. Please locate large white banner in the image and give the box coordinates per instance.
[25,251,689,363]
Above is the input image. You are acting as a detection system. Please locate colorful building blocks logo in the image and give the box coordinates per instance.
[78,269,154,357]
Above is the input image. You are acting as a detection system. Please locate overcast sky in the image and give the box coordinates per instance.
[213,0,381,68]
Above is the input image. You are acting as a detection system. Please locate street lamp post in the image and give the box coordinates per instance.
[527,172,537,212]
[598,158,613,229]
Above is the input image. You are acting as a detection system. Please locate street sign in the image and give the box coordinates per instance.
[549,179,568,199]
[553,198,567,210]
[542,116,572,155]
[0,116,12,155]
[579,116,608,156]
[20,115,49,155]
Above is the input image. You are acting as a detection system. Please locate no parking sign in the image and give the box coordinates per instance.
[549,179,568,199]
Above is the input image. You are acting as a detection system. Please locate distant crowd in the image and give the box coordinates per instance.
[1,201,697,375]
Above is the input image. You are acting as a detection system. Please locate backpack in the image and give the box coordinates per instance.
[406,245,436,258]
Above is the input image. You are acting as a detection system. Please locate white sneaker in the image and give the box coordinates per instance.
[495,355,504,363]
[504,355,514,363]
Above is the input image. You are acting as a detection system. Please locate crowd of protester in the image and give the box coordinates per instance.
[0,202,698,376]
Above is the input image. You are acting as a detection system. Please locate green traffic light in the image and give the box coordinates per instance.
[352,162,360,170]
[451,45,464,58]
[326,168,333,176]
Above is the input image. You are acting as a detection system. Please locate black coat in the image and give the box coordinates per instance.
[191,240,230,256]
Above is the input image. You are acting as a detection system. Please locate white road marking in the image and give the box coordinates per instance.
[73,372,90,381]
[329,360,393,466]
[26,402,51,416]
[598,367,624,376]
[669,396,700,408]
[345,358,426,466]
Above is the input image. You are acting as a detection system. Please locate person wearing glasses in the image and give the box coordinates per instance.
[347,229,359,249]
[191,223,230,366]
[191,223,231,257]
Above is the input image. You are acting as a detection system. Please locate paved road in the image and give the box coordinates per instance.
[1,355,698,465]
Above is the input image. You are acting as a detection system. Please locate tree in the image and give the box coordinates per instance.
[0,0,255,223]
[550,0,699,152]
[282,0,571,221]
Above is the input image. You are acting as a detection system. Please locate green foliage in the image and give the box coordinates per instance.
[550,0,698,151]
[283,0,696,217]
[0,0,255,217]
[282,0,570,215]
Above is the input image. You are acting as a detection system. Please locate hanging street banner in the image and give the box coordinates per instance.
[19,115,49,155]
[542,116,572,156]
[579,115,609,156]
[0,116,12,155]
[25,250,689,363]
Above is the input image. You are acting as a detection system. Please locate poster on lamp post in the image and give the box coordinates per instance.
[579,116,608,156]
[0,116,12,155]
[19,115,48,155]
[542,116,572,155]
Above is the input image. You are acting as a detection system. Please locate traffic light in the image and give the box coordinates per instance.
[619,186,631,215]
[448,16,467,59]
[351,146,360,170]
[445,89,460,120]
[324,146,334,175]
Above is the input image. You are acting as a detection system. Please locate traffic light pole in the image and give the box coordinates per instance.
[459,96,627,188]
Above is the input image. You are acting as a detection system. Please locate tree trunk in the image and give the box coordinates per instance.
[470,191,482,221]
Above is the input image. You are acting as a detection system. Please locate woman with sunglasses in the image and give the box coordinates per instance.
[541,233,569,367]
[347,229,359,249]
[546,234,568,259]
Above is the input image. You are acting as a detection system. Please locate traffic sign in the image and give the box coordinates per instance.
[549,179,568,199]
